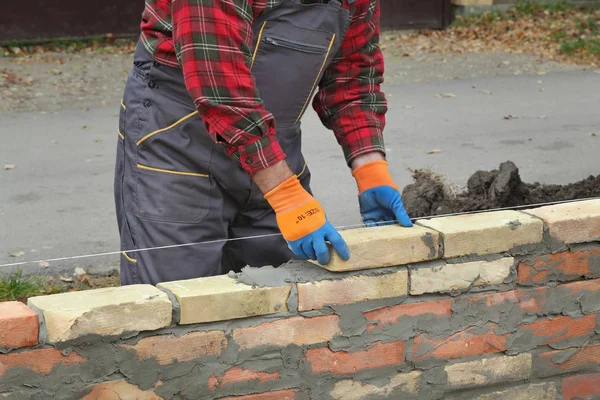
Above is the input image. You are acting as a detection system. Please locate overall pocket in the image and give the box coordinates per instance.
[251,22,336,126]
[133,110,212,224]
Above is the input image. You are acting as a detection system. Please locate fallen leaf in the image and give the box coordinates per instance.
[528,138,533,141]
[95,138,101,143]
[60,276,74,283]
[537,115,547,119]
[9,251,25,257]
[427,149,442,154]
[504,114,519,120]
[438,92,456,98]
[39,261,50,268]
[591,132,597,137]
[4,164,16,170]
[480,90,492,95]
[75,267,87,276]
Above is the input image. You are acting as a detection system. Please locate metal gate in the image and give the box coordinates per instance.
[0,0,452,43]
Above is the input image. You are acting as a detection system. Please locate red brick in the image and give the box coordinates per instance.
[233,316,340,351]
[306,341,405,375]
[364,300,451,332]
[520,314,596,345]
[413,324,507,361]
[0,348,85,376]
[208,367,280,390]
[123,331,227,365]
[468,287,543,313]
[82,379,163,400]
[518,249,600,284]
[539,343,600,376]
[0,301,38,349]
[219,389,297,400]
[563,372,600,400]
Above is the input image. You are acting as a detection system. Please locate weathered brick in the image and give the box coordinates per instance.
[364,299,451,332]
[446,383,557,400]
[233,316,340,351]
[208,367,280,390]
[330,371,421,400]
[410,257,513,295]
[0,348,85,376]
[445,353,532,389]
[417,210,543,258]
[316,225,440,272]
[158,275,291,325]
[305,341,405,375]
[0,302,38,349]
[124,331,227,365]
[537,343,600,378]
[413,324,507,361]
[466,287,542,313]
[518,249,600,285]
[219,389,297,400]
[562,372,600,400]
[297,270,407,312]
[82,379,163,400]
[28,285,172,343]
[525,199,600,244]
[518,314,596,347]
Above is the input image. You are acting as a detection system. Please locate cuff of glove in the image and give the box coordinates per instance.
[352,160,398,193]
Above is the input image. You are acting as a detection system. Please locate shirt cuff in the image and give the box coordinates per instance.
[340,127,387,167]
[231,134,287,175]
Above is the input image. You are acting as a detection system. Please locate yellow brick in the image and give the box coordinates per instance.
[297,270,408,311]
[316,225,440,272]
[445,354,532,389]
[525,199,600,244]
[330,371,421,400]
[28,285,172,344]
[158,275,291,325]
[410,257,513,295]
[417,211,543,258]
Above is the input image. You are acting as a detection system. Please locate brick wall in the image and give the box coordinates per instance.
[0,199,599,399]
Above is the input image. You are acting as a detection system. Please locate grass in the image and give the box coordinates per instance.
[0,270,61,302]
[0,269,121,303]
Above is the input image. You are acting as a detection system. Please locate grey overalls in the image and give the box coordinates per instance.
[115,0,351,285]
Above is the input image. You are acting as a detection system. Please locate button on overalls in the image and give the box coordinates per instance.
[114,0,351,285]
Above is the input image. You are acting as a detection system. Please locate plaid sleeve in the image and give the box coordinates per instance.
[312,0,387,165]
[171,0,285,175]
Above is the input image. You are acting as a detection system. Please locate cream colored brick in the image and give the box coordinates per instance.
[28,285,171,344]
[410,257,513,295]
[298,270,408,311]
[158,275,291,325]
[316,225,440,272]
[330,371,421,400]
[472,383,557,400]
[417,210,543,258]
[525,199,600,244]
[445,353,532,389]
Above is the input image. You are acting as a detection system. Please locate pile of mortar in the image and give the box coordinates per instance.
[402,161,600,218]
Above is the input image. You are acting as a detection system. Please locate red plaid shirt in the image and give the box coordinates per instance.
[140,0,387,175]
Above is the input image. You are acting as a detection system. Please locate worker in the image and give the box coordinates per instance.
[114,0,413,286]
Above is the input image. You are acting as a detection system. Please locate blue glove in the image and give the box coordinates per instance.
[288,221,350,265]
[352,160,413,228]
[359,186,413,228]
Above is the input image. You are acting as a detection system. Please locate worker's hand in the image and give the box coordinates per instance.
[265,176,350,265]
[352,160,413,228]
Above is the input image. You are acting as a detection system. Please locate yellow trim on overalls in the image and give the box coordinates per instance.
[120,99,126,110]
[136,111,199,146]
[118,129,124,140]
[137,163,209,178]
[296,34,336,124]
[251,21,268,70]
[122,252,137,263]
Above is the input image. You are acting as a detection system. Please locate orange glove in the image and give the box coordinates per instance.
[352,160,413,227]
[265,176,349,264]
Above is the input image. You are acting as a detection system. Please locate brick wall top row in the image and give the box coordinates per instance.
[0,199,596,347]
